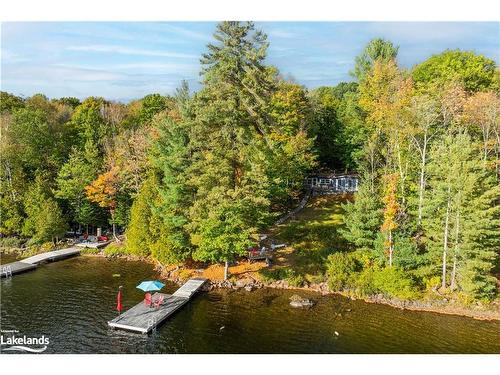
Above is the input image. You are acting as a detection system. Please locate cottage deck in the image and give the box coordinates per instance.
[108,278,207,334]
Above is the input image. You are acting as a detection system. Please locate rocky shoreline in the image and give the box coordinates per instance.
[78,251,500,321]
[159,266,500,321]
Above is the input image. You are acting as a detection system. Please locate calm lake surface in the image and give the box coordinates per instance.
[1,255,499,354]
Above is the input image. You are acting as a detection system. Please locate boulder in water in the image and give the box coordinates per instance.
[289,294,314,308]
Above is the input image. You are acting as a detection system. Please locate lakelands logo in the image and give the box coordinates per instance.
[0,330,49,353]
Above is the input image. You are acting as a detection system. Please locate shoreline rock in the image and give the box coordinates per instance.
[290,294,314,308]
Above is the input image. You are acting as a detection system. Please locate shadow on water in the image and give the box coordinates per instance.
[1,255,499,354]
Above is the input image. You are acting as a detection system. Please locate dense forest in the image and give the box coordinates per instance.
[1,22,498,302]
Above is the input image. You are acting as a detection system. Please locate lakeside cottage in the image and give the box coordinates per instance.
[305,173,359,195]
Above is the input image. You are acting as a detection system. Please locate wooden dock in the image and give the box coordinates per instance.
[22,247,81,264]
[108,278,207,334]
[1,261,37,277]
[1,247,81,278]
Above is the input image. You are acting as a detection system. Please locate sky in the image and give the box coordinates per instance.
[1,22,499,101]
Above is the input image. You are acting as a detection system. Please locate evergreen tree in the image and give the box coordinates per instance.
[423,133,498,298]
[340,176,383,252]
[125,175,156,257]
[149,107,193,263]
[35,199,68,243]
[189,22,275,277]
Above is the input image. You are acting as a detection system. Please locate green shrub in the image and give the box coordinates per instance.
[353,267,377,297]
[81,247,100,255]
[103,242,127,256]
[372,267,420,300]
[423,276,441,291]
[40,241,56,252]
[459,262,497,301]
[287,272,305,287]
[326,252,359,291]
[259,267,305,287]
[0,237,24,249]
[306,273,327,284]
[260,267,289,282]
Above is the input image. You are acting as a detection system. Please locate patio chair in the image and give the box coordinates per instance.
[152,294,165,309]
[144,292,152,307]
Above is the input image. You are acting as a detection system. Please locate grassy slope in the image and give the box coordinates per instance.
[263,193,352,283]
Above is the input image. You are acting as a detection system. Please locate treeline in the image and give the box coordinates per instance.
[1,22,498,301]
[329,40,499,302]
[1,22,321,260]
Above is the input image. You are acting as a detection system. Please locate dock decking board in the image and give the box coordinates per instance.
[108,278,207,334]
[172,278,207,298]
[1,246,81,278]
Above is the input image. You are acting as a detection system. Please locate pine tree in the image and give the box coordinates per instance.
[340,175,383,252]
[188,22,275,277]
[35,199,68,243]
[125,175,156,257]
[148,103,193,263]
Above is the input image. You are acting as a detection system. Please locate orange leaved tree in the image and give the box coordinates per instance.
[85,167,119,240]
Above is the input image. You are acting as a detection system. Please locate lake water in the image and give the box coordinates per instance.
[1,255,499,353]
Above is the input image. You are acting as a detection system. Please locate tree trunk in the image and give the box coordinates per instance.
[417,138,427,226]
[450,257,457,291]
[441,197,451,290]
[224,261,229,281]
[111,210,118,241]
[388,230,393,267]
[450,211,460,291]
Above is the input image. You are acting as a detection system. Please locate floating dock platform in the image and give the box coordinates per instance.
[1,247,81,278]
[108,278,207,334]
[1,261,37,277]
